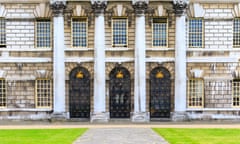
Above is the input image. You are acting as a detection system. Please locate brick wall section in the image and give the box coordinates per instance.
[5,4,35,49]
[0,63,53,109]
[202,4,233,49]
[204,80,232,108]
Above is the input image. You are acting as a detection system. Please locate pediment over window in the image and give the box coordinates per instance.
[187,3,205,18]
[190,69,204,78]
[233,3,240,17]
[107,4,133,17]
[34,3,51,18]
[35,70,52,79]
[0,4,7,17]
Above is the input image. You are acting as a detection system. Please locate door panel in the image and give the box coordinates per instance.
[150,67,171,118]
[69,67,90,118]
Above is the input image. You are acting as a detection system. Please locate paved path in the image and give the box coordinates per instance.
[73,128,169,144]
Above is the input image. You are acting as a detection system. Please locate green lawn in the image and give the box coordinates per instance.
[0,128,87,144]
[153,128,240,144]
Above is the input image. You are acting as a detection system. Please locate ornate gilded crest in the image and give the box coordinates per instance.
[76,71,84,78]
[156,71,164,78]
[116,71,124,78]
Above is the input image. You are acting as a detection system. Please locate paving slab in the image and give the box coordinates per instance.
[73,128,169,144]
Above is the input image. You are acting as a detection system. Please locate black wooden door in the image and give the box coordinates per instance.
[109,66,131,118]
[150,67,171,118]
[69,67,90,118]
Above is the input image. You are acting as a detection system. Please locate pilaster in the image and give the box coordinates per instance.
[173,0,189,121]
[90,0,109,123]
[132,0,149,122]
[50,0,67,120]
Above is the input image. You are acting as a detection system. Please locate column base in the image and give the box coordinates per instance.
[90,112,109,123]
[131,112,150,122]
[172,112,189,122]
[50,112,67,122]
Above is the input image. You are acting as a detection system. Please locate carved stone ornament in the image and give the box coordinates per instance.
[132,1,148,16]
[173,0,189,16]
[91,0,107,15]
[50,0,66,17]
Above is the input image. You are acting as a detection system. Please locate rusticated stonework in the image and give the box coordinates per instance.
[50,0,66,17]
[91,0,107,15]
[132,1,148,16]
[173,0,188,16]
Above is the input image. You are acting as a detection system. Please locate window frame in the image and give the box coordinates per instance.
[187,78,204,108]
[111,17,128,47]
[151,17,168,48]
[71,17,88,48]
[0,78,6,108]
[232,79,240,107]
[188,18,204,48]
[35,78,52,108]
[233,18,240,48]
[35,18,52,48]
[0,17,6,48]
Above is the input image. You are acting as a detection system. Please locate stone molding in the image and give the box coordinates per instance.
[132,0,149,16]
[91,0,107,16]
[173,0,189,16]
[50,0,66,17]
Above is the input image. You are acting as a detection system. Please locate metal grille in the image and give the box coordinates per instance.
[36,79,52,108]
[0,79,6,108]
[69,67,90,118]
[187,79,204,108]
[150,67,171,118]
[152,18,167,47]
[189,19,203,48]
[72,17,87,47]
[0,18,6,48]
[36,19,51,48]
[112,18,128,47]
[233,19,240,47]
[233,80,240,107]
[109,66,131,118]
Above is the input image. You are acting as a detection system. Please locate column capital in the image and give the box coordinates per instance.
[132,0,148,16]
[50,0,66,17]
[91,0,107,16]
[173,0,189,17]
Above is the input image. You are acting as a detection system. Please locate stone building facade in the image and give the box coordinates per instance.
[0,0,240,122]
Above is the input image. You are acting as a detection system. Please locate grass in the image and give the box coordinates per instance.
[0,128,87,144]
[153,128,240,144]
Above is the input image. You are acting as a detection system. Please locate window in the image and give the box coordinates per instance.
[152,18,168,47]
[232,80,240,107]
[233,18,240,47]
[35,79,52,108]
[188,18,203,48]
[187,79,204,108]
[0,18,6,48]
[71,17,88,48]
[112,18,128,47]
[0,79,6,108]
[35,19,51,48]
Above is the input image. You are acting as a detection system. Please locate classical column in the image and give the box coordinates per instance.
[50,0,66,119]
[173,0,188,121]
[132,0,149,122]
[90,0,108,122]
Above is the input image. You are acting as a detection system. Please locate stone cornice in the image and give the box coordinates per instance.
[91,0,107,15]
[132,1,149,16]
[50,0,66,17]
[173,0,189,16]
